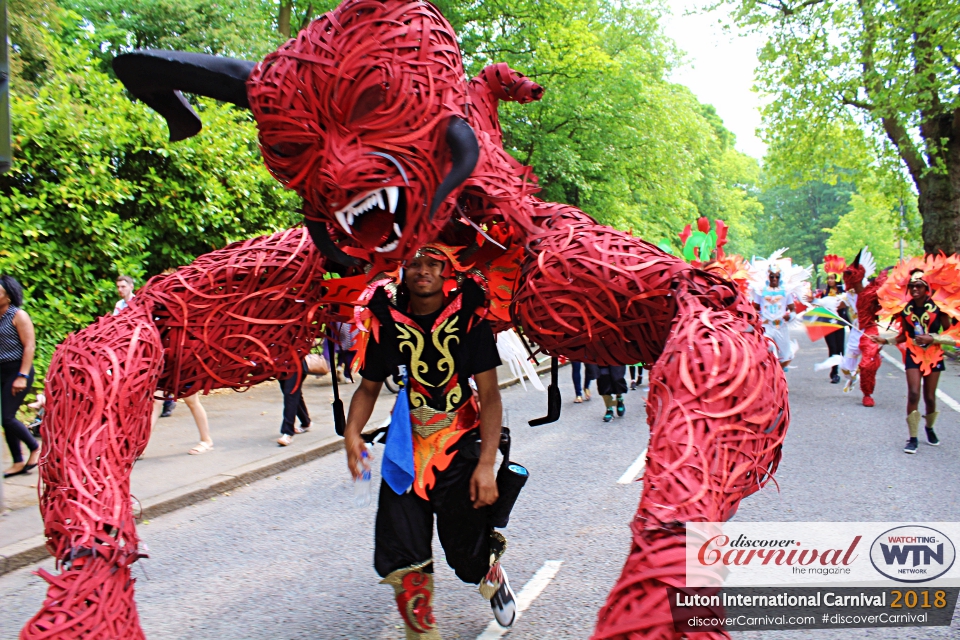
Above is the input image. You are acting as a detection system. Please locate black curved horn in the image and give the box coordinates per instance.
[305,219,361,271]
[851,249,863,268]
[112,50,257,142]
[429,117,479,219]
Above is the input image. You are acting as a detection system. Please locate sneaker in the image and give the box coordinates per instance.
[277,434,293,446]
[830,374,841,384]
[488,566,517,628]
[603,408,614,422]
[630,381,637,391]
[925,428,940,446]
[862,395,875,407]
[294,422,311,434]
[904,438,918,454]
[616,397,625,417]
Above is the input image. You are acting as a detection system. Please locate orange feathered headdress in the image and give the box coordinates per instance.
[878,254,960,320]
[822,255,846,277]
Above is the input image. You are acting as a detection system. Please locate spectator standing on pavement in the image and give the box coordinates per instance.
[571,362,595,403]
[277,353,330,446]
[629,364,644,390]
[586,364,627,422]
[335,321,360,382]
[0,275,39,478]
[114,275,136,314]
[116,274,211,454]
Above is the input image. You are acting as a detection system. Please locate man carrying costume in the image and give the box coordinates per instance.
[343,245,517,639]
[871,260,960,453]
[837,249,884,407]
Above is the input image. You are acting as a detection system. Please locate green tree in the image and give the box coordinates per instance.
[826,191,904,269]
[753,177,857,268]
[453,0,760,244]
[1,6,299,368]
[723,0,960,255]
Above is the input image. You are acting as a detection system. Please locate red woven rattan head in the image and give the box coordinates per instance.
[248,0,471,262]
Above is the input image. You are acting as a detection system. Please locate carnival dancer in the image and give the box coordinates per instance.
[343,245,517,638]
[814,256,847,383]
[871,259,960,453]
[837,248,884,407]
[750,250,809,370]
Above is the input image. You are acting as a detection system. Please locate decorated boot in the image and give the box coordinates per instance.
[479,532,515,628]
[904,410,921,454]
[925,411,940,446]
[381,562,441,640]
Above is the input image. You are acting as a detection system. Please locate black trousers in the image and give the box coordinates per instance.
[587,364,628,396]
[278,376,310,436]
[824,328,845,376]
[1,360,36,464]
[374,433,495,584]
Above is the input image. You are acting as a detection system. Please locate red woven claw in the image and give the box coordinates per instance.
[24,229,335,639]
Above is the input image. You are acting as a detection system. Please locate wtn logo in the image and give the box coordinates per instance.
[880,543,944,567]
[870,526,956,583]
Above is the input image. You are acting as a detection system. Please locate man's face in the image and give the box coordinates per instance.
[116,280,133,299]
[908,282,928,302]
[768,273,781,288]
[405,255,446,298]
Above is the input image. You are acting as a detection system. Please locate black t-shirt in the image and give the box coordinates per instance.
[360,305,501,412]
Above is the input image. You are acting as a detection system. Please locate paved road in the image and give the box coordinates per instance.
[2,333,960,639]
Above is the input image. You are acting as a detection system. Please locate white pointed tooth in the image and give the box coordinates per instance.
[385,186,399,213]
[393,223,402,238]
[375,239,400,253]
[335,211,352,235]
[347,210,355,226]
[376,190,385,210]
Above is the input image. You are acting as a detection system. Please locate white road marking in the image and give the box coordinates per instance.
[880,350,960,414]
[617,447,648,484]
[475,560,564,639]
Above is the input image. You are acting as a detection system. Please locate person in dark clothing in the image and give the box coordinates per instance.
[0,275,39,478]
[277,353,330,446]
[629,364,644,390]
[818,273,846,383]
[343,246,517,638]
[571,362,594,403]
[586,364,628,422]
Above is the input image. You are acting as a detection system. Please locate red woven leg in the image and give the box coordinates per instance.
[22,306,162,640]
[22,228,336,639]
[591,290,788,639]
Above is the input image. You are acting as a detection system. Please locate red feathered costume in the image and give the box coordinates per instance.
[842,262,886,406]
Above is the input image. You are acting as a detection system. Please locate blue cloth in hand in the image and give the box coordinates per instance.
[381,387,415,495]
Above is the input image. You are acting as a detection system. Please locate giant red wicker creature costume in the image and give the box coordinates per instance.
[22,1,789,638]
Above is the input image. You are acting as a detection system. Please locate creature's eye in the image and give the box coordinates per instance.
[349,84,386,122]
[270,142,310,158]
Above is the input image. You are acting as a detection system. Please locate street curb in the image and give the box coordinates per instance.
[0,359,561,576]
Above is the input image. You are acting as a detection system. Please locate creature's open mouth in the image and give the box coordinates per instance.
[333,187,406,253]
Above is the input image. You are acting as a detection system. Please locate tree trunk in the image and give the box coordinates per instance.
[918,113,960,255]
[278,1,292,39]
[919,167,960,255]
